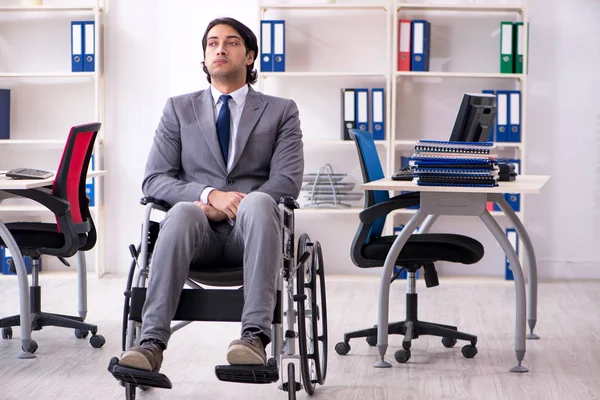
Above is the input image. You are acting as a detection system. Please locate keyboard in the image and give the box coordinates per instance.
[5,168,54,180]
[392,166,415,181]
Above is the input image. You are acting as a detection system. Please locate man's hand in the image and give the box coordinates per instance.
[194,201,229,222]
[207,190,246,220]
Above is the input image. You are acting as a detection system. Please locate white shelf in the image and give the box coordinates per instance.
[296,207,362,215]
[0,139,65,145]
[0,72,96,79]
[0,6,100,12]
[262,72,388,78]
[396,71,524,79]
[396,3,524,13]
[394,140,522,149]
[304,139,386,148]
[261,4,388,11]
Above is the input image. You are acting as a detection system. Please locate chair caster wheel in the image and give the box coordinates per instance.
[335,342,350,355]
[442,337,457,348]
[74,329,89,339]
[2,327,12,339]
[90,334,106,348]
[394,349,411,363]
[461,344,477,358]
[366,335,377,347]
[22,339,38,353]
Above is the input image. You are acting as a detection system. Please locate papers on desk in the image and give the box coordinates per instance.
[408,140,499,187]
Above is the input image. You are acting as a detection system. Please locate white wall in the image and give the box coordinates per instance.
[94,0,599,278]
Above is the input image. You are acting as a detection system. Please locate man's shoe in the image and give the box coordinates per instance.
[227,331,267,365]
[119,340,164,372]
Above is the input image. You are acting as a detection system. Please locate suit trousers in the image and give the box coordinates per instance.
[140,191,282,348]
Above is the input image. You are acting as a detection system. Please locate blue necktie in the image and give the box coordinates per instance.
[216,94,232,164]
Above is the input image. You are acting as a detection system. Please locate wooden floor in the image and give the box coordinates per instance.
[1,273,599,400]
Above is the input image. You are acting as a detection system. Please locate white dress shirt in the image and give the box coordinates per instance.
[200,84,249,204]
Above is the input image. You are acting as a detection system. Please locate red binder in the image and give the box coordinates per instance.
[398,19,412,71]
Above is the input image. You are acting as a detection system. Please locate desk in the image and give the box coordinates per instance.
[361,175,550,373]
[0,170,106,358]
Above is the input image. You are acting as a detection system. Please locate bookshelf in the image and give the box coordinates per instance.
[0,1,106,277]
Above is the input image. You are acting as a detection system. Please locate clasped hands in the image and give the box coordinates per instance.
[194,190,246,222]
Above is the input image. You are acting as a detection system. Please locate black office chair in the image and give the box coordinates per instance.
[334,129,483,364]
[0,123,105,352]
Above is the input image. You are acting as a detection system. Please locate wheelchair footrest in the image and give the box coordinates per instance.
[108,357,172,389]
[215,360,279,384]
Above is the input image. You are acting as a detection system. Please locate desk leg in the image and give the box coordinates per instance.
[491,193,540,340]
[0,222,35,359]
[76,251,88,321]
[418,214,438,234]
[374,208,428,368]
[480,210,528,373]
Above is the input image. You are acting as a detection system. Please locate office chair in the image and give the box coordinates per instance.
[334,128,483,364]
[0,123,105,352]
[109,195,328,399]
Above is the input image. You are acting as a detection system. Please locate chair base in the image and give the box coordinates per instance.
[338,293,477,354]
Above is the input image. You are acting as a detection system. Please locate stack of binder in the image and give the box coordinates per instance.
[409,140,498,187]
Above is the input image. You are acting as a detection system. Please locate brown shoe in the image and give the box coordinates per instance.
[119,340,164,372]
[227,331,267,365]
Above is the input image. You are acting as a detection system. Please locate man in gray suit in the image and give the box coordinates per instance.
[117,17,303,372]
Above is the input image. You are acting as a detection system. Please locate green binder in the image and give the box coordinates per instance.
[513,22,529,74]
[500,22,513,73]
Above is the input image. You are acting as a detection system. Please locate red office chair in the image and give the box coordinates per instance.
[0,122,105,352]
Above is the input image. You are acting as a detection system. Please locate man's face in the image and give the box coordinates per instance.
[204,24,254,82]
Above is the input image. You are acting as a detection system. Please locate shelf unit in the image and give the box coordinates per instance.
[0,1,106,277]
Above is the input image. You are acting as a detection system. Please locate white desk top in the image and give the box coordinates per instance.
[0,170,107,190]
[361,175,551,194]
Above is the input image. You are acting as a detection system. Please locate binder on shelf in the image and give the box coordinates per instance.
[1,248,36,275]
[509,90,521,142]
[398,19,412,71]
[355,88,369,132]
[0,89,10,140]
[500,21,513,73]
[482,90,496,141]
[71,21,84,72]
[341,88,356,140]
[260,20,273,72]
[371,88,385,140]
[513,22,528,74]
[273,20,285,72]
[411,20,430,72]
[495,90,509,142]
[83,21,95,72]
[505,228,518,281]
[86,154,95,207]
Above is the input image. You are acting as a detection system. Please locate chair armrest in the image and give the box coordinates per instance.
[279,196,299,210]
[4,188,70,215]
[359,192,420,225]
[140,196,171,212]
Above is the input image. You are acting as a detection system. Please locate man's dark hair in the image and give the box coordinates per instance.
[201,17,258,85]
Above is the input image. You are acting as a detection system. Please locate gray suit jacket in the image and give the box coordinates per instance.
[142,86,304,206]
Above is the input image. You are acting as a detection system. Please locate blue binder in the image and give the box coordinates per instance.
[495,90,510,141]
[509,90,521,142]
[83,21,95,72]
[71,21,84,72]
[260,21,273,72]
[1,248,35,275]
[272,20,285,72]
[411,20,431,71]
[371,88,385,140]
[355,88,369,132]
[86,154,95,207]
[505,228,518,281]
[482,90,496,141]
[0,89,9,139]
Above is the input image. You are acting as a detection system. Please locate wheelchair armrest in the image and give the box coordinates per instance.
[140,196,171,212]
[359,192,420,225]
[279,196,299,210]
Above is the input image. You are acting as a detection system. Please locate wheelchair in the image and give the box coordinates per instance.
[108,196,328,399]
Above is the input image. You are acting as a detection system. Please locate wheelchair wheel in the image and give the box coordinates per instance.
[313,241,328,383]
[296,234,327,394]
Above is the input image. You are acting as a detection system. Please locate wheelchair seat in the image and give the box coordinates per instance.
[109,196,328,399]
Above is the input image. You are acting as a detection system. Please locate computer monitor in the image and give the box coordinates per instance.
[449,93,497,142]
